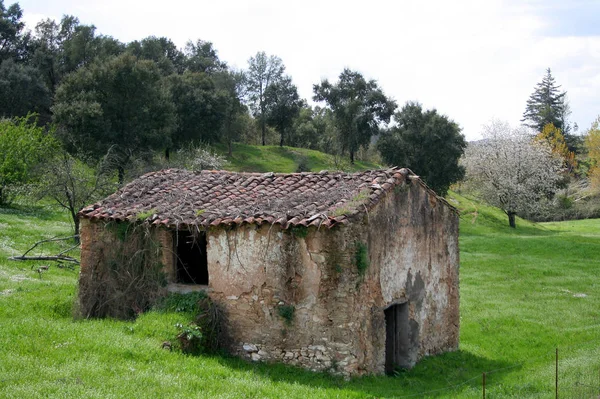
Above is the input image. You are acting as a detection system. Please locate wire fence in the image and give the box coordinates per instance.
[392,341,600,398]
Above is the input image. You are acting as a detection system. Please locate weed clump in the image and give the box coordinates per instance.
[156,291,207,313]
[355,241,369,275]
[164,293,223,354]
[135,209,157,221]
[277,304,295,325]
[289,225,309,238]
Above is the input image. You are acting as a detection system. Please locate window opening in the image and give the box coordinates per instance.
[175,231,208,285]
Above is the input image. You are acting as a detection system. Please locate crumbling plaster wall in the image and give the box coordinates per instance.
[204,179,459,375]
[366,180,460,373]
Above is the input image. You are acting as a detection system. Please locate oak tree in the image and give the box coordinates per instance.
[313,68,396,163]
[264,76,302,147]
[377,102,466,196]
[52,53,176,183]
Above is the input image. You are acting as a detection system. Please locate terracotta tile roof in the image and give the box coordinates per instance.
[78,167,434,229]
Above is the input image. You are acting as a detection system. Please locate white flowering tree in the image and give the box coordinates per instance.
[463,120,562,228]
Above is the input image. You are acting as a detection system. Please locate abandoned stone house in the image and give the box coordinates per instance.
[77,167,459,376]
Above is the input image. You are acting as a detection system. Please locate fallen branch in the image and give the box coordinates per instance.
[9,254,80,265]
[8,235,80,265]
[19,235,79,258]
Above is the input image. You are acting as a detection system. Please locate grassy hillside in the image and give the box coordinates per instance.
[214,143,380,173]
[0,194,599,398]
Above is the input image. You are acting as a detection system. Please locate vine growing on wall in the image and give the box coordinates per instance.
[355,241,369,275]
[78,222,168,319]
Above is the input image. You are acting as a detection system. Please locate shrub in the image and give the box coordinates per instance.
[176,322,204,354]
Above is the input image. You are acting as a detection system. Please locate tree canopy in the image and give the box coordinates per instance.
[535,123,576,174]
[264,75,302,147]
[522,68,570,134]
[0,114,58,204]
[0,0,30,62]
[377,102,466,196]
[245,51,285,146]
[584,117,600,191]
[0,59,50,119]
[313,68,396,163]
[168,71,228,148]
[52,53,176,182]
[463,120,562,227]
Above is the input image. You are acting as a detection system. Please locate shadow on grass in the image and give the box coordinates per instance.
[0,203,64,221]
[208,349,516,398]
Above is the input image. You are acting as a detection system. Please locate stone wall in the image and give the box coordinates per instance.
[204,179,459,375]
[79,219,170,318]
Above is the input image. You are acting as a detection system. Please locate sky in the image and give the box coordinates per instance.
[17,0,600,141]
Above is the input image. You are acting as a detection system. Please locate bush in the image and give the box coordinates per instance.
[0,115,59,205]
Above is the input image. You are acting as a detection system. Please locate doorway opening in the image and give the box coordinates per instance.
[384,302,410,374]
[175,231,208,285]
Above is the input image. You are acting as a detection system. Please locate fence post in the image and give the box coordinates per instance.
[482,372,486,399]
[555,347,558,399]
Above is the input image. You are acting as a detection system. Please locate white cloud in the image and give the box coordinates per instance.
[17,0,600,139]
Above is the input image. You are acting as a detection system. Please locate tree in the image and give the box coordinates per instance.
[522,68,570,134]
[377,102,466,196]
[184,39,227,74]
[52,53,176,183]
[32,16,124,94]
[167,71,228,149]
[0,59,51,119]
[212,69,247,156]
[127,36,184,75]
[584,117,600,191]
[288,105,322,150]
[0,0,31,62]
[0,114,58,205]
[535,123,577,174]
[313,68,396,163]
[245,51,285,146]
[463,120,562,228]
[264,76,302,146]
[38,149,116,237]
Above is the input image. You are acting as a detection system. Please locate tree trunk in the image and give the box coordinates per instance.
[350,150,355,164]
[118,165,125,185]
[280,129,284,147]
[74,217,80,243]
[261,117,266,146]
[508,211,516,228]
[165,148,170,162]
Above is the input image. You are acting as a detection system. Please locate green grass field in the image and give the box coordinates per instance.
[0,192,599,398]
[215,143,379,173]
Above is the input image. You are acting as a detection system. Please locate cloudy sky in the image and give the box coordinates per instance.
[18,0,600,140]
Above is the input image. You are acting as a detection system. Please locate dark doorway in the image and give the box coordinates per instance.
[175,231,208,285]
[385,302,410,374]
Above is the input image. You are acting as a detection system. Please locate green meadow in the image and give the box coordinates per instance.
[0,192,599,398]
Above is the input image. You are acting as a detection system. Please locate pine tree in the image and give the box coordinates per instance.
[522,68,569,133]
